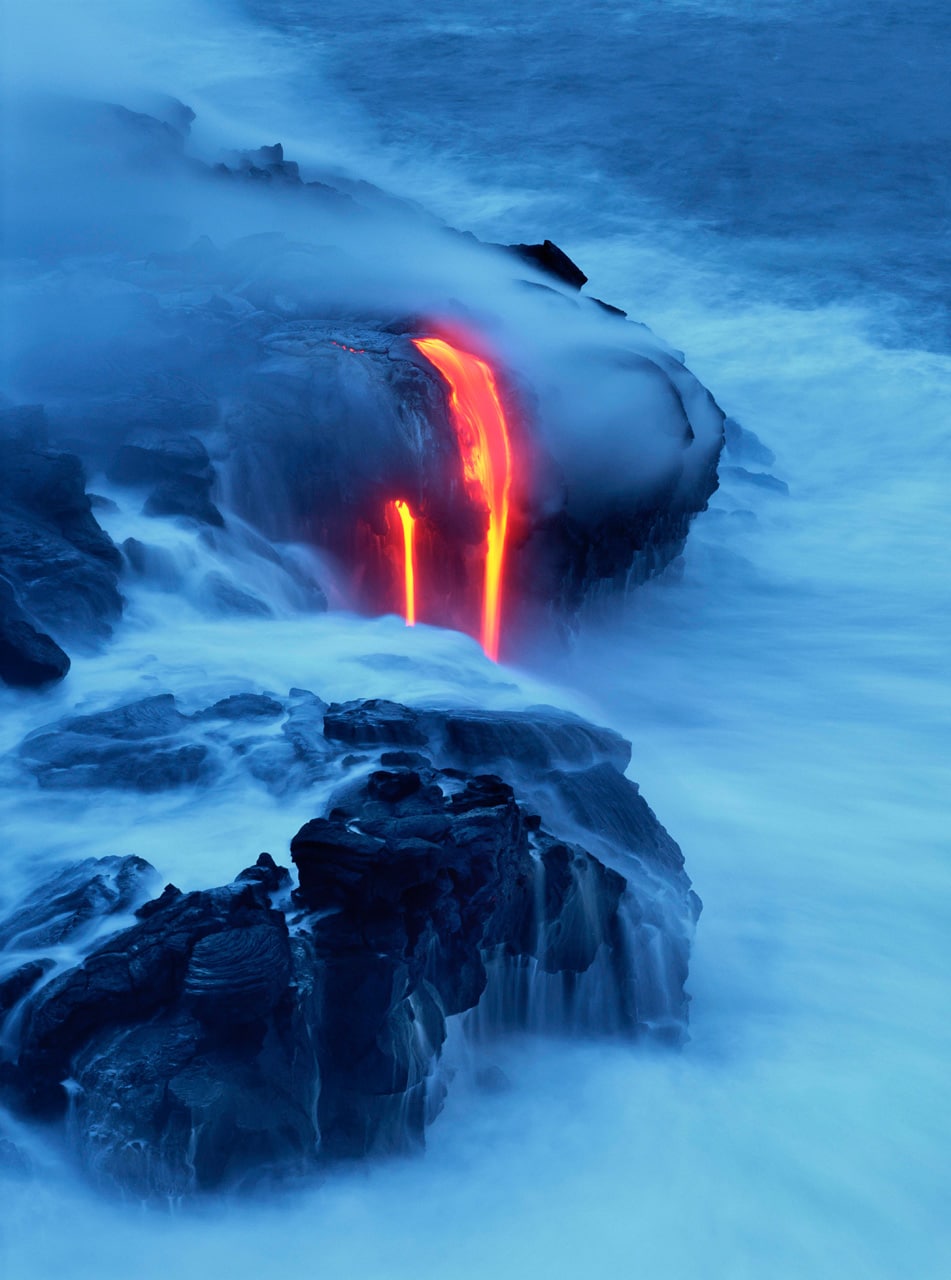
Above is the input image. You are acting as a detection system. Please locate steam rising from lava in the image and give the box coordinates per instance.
[1,0,724,670]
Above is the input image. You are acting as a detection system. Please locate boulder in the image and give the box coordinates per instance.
[19,694,216,791]
[1,694,700,1192]
[107,431,224,527]
[505,239,589,290]
[0,408,122,662]
[0,578,70,688]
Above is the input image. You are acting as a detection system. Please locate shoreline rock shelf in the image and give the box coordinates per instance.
[1,95,724,688]
[0,694,700,1196]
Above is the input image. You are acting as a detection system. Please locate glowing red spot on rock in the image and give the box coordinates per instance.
[412,337,513,661]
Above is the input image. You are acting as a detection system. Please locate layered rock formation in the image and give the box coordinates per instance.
[0,695,699,1195]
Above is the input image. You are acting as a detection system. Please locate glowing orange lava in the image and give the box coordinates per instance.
[388,498,417,626]
[412,337,513,661]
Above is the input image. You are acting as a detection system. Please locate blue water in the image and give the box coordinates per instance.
[1,2,950,1276]
[251,0,951,347]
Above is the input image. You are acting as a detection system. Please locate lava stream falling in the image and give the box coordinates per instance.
[388,498,417,626]
[412,336,513,661]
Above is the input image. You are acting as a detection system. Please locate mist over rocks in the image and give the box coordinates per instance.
[0,693,699,1195]
[107,431,224,527]
[0,89,711,1196]
[3,93,723,657]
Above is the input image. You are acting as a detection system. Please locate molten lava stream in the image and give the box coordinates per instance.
[387,498,417,626]
[411,337,513,661]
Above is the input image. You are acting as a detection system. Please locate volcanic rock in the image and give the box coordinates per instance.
[0,960,55,1020]
[0,692,699,1193]
[107,430,224,527]
[193,693,285,721]
[288,762,630,1155]
[321,701,631,772]
[506,239,589,290]
[0,855,159,951]
[0,410,122,664]
[0,578,71,689]
[19,694,216,791]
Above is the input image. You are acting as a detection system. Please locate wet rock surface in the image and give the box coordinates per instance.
[0,578,71,689]
[0,407,122,686]
[0,855,158,952]
[19,694,216,792]
[504,238,589,290]
[5,100,723,646]
[107,431,224,527]
[0,695,699,1196]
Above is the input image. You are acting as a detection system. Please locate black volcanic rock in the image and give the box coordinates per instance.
[0,411,122,663]
[108,431,224,527]
[144,475,225,525]
[322,701,631,772]
[7,861,318,1192]
[540,762,687,873]
[219,320,722,632]
[0,696,700,1193]
[0,514,122,641]
[506,239,589,290]
[0,855,159,951]
[8,104,725,638]
[0,960,55,1020]
[193,693,285,721]
[0,413,119,571]
[19,694,215,791]
[322,699,429,749]
[64,693,190,739]
[0,578,71,688]
[289,764,630,1155]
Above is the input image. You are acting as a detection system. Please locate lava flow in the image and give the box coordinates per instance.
[412,336,513,661]
[388,498,417,626]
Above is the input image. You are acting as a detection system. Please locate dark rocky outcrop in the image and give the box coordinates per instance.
[0,772,633,1188]
[10,858,317,1192]
[19,694,215,792]
[193,693,285,722]
[292,765,632,1156]
[0,405,122,685]
[0,695,700,1196]
[8,100,723,646]
[505,239,589,290]
[107,431,224,527]
[220,320,723,634]
[0,855,158,952]
[322,699,632,773]
[722,465,789,495]
[0,578,70,689]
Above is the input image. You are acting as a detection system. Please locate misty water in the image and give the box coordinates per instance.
[2,1,950,1276]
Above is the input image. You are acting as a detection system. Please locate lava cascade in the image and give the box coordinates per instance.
[412,337,513,661]
[387,498,417,626]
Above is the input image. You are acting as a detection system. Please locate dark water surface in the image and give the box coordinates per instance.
[252,0,951,346]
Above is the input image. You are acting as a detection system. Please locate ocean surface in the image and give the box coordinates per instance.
[1,1,949,1276]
